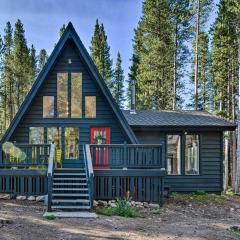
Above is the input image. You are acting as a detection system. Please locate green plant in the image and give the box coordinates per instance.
[194,189,207,196]
[97,191,139,218]
[170,192,177,197]
[44,214,56,220]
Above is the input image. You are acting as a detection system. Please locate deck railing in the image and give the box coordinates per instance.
[47,144,55,212]
[89,143,166,204]
[1,143,50,168]
[83,144,94,208]
[90,144,164,169]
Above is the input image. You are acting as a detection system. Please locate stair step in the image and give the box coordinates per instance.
[52,188,88,191]
[54,173,86,176]
[53,183,87,186]
[53,178,86,181]
[55,168,85,171]
[52,193,89,197]
[52,205,91,209]
[52,199,90,203]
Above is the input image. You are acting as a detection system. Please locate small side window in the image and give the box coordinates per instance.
[167,135,181,175]
[85,96,96,118]
[185,135,199,175]
[43,96,54,118]
[29,127,44,144]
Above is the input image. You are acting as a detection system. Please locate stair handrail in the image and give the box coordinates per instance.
[47,143,55,212]
[83,144,94,209]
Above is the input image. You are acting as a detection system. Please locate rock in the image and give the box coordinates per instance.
[111,200,116,203]
[16,196,26,201]
[143,202,149,208]
[149,203,159,209]
[135,202,143,208]
[98,200,107,207]
[230,208,235,212]
[131,201,135,207]
[0,194,11,200]
[27,196,35,201]
[0,218,13,224]
[93,200,98,207]
[36,196,45,202]
[109,202,117,208]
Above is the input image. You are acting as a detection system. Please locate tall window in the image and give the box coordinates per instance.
[85,96,96,118]
[57,73,68,118]
[65,128,79,159]
[185,135,199,175]
[47,127,61,148]
[71,73,82,118]
[167,135,181,175]
[29,127,44,144]
[43,96,54,118]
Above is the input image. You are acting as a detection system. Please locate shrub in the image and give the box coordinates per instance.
[194,189,207,195]
[44,214,56,220]
[96,191,139,218]
[170,192,177,197]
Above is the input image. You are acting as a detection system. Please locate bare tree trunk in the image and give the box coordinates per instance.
[236,24,240,193]
[224,137,229,192]
[232,64,236,191]
[173,24,178,110]
[194,0,200,110]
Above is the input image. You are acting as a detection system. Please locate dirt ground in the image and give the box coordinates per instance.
[0,194,240,240]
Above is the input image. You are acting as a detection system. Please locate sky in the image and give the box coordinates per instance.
[0,0,142,78]
[0,0,219,107]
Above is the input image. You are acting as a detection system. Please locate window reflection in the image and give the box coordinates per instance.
[71,73,82,118]
[29,127,44,144]
[167,135,181,175]
[85,96,96,118]
[57,73,68,117]
[65,128,79,159]
[185,135,199,175]
[43,96,54,118]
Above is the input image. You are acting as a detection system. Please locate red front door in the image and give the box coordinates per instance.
[90,127,110,169]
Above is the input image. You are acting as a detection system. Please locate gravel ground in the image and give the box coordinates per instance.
[0,194,240,240]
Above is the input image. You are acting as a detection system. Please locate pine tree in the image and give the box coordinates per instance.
[59,24,66,38]
[112,52,124,108]
[0,35,3,54]
[127,25,144,109]
[12,19,31,109]
[190,31,212,110]
[38,49,48,72]
[211,0,239,119]
[90,19,113,90]
[29,44,37,80]
[1,22,14,128]
[168,0,193,109]
[211,0,239,190]
[192,0,213,110]
[133,0,174,110]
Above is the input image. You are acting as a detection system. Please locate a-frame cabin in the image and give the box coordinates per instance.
[0,22,236,211]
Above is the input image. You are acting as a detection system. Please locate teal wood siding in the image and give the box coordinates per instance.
[134,130,223,193]
[9,39,130,162]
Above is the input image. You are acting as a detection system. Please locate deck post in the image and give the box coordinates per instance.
[0,144,2,166]
[47,173,52,212]
[160,175,164,207]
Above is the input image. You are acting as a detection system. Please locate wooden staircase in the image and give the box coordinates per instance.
[50,168,91,210]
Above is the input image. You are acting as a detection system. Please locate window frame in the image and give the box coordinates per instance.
[184,134,200,176]
[57,72,69,118]
[165,132,201,176]
[85,96,96,118]
[166,134,182,175]
[43,96,55,118]
[71,72,83,118]
[29,127,44,144]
